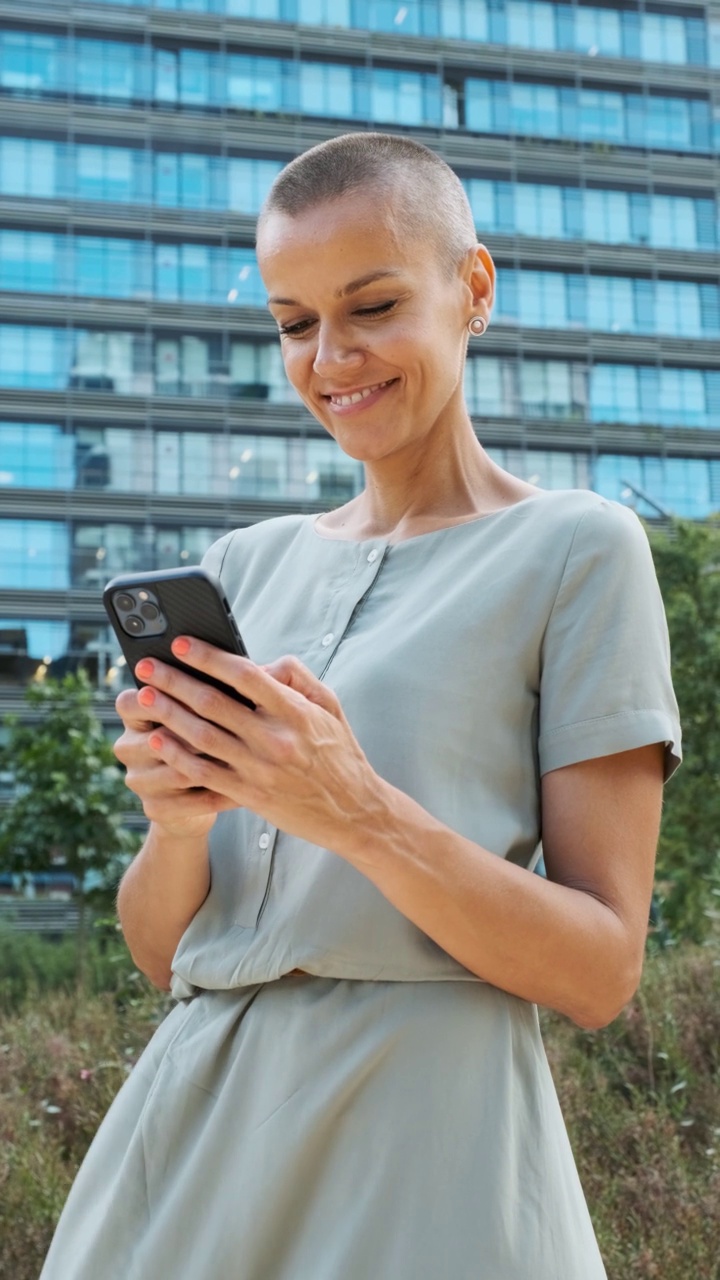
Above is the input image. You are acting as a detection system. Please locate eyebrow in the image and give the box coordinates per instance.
[267,269,404,307]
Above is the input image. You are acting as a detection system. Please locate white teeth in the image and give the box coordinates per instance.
[330,380,391,407]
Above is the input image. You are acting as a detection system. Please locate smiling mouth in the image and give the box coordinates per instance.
[325,379,396,407]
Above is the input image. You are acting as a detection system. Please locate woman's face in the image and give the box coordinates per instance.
[257,192,493,468]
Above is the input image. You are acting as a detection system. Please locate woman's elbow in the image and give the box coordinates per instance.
[567,955,644,1031]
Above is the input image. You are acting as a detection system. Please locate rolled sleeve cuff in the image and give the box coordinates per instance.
[539,708,682,783]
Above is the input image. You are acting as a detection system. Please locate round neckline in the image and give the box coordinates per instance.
[310,490,550,548]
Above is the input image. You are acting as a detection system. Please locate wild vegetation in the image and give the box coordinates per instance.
[0,933,718,1279]
[648,519,720,942]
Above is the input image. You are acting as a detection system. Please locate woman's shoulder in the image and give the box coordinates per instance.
[522,486,635,525]
[519,487,648,557]
[202,513,314,579]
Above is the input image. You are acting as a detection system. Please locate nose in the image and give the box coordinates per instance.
[312,321,365,379]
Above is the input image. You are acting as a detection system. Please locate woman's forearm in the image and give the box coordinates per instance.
[338,759,659,1030]
[117,824,211,990]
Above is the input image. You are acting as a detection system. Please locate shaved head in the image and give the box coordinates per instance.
[257,132,478,279]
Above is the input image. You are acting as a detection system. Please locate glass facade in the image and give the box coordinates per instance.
[2,139,717,255]
[0,139,283,212]
[3,331,720,432]
[464,179,718,251]
[87,1,713,67]
[0,326,297,401]
[3,237,719,340]
[1,0,719,704]
[0,424,364,504]
[0,233,263,306]
[1,32,716,149]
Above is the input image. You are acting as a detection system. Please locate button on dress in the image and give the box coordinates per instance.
[41,489,681,1280]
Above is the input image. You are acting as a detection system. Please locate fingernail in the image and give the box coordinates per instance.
[172,637,191,656]
[138,687,156,707]
[148,734,163,751]
[136,659,154,679]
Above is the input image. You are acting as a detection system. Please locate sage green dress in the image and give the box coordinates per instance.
[41,489,681,1280]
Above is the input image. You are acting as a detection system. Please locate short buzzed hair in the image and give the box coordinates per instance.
[257,132,478,278]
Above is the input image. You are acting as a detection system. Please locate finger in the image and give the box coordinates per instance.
[139,785,237,826]
[155,640,306,719]
[262,655,342,716]
[115,687,158,734]
[147,730,245,800]
[113,725,202,771]
[134,657,258,735]
[135,685,245,766]
[124,760,210,798]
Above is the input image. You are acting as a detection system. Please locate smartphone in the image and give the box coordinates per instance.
[103,567,254,709]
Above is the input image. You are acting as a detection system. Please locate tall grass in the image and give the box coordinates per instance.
[1,935,718,1280]
[543,943,720,1279]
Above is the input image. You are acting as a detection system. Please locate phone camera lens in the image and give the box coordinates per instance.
[115,593,135,613]
[125,615,145,635]
[140,602,160,622]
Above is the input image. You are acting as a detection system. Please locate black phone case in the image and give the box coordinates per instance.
[102,567,254,709]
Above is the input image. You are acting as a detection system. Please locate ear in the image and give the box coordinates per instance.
[461,243,495,328]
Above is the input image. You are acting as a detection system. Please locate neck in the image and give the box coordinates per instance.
[321,418,536,542]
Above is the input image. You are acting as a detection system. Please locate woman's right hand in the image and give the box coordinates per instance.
[113,687,237,840]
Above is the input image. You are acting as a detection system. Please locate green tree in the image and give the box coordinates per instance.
[648,518,720,941]
[0,671,140,982]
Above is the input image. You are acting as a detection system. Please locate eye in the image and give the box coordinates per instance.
[354,300,397,318]
[278,318,315,338]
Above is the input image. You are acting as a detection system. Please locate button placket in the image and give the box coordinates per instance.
[316,543,389,677]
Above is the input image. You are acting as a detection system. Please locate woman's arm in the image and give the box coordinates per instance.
[112,686,236,989]
[338,743,664,1030]
[116,825,210,991]
[133,642,666,1026]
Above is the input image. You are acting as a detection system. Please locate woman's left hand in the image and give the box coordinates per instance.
[134,638,381,855]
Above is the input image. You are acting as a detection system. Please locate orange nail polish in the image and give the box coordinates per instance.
[138,687,155,707]
[148,734,163,751]
[136,659,154,679]
[172,637,191,656]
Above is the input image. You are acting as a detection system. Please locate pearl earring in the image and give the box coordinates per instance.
[468,317,486,337]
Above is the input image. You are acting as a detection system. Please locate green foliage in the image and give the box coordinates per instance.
[647,520,720,941]
[0,921,141,1014]
[0,671,140,905]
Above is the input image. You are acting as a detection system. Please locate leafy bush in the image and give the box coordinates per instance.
[648,519,720,942]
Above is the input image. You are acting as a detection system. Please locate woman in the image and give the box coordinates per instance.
[41,133,681,1280]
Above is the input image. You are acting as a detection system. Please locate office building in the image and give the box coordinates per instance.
[1,0,719,717]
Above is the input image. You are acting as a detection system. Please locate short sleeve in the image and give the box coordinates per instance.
[200,530,236,581]
[538,499,681,782]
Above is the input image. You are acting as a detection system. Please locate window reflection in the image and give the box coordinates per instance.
[3,139,714,253]
[80,1,710,67]
[0,618,136,696]
[465,357,720,429]
[0,233,263,306]
[493,271,720,339]
[0,327,298,401]
[0,31,715,149]
[0,425,365,501]
[2,238,719,340]
[1,346,718,433]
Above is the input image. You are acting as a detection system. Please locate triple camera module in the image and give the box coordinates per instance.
[112,589,167,638]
